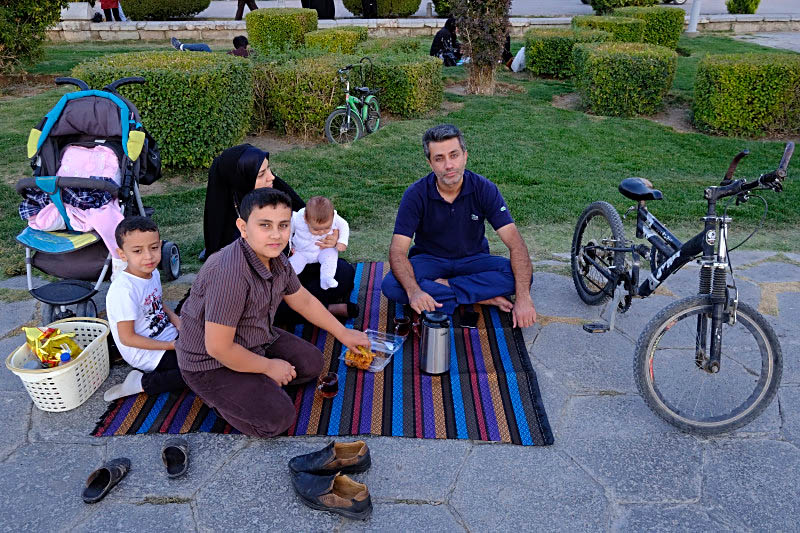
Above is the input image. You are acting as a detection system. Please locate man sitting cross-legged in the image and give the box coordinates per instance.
[381,123,537,328]
[176,188,369,438]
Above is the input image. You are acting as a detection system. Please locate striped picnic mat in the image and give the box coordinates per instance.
[92,262,553,446]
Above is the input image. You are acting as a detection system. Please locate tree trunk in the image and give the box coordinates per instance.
[466,63,496,95]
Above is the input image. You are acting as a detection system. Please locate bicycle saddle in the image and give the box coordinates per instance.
[619,177,663,202]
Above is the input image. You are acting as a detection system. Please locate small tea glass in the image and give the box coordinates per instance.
[394,316,411,338]
[317,372,338,399]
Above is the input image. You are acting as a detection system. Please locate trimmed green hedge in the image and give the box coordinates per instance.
[524,28,611,78]
[693,53,800,137]
[356,37,421,56]
[572,15,645,43]
[246,8,317,55]
[573,41,677,117]
[589,0,657,15]
[360,55,442,117]
[121,0,210,20]
[342,0,422,17]
[726,0,760,14]
[252,52,352,138]
[305,29,362,54]
[335,25,370,43]
[73,52,253,168]
[612,6,684,49]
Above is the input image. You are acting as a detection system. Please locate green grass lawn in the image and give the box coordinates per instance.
[0,35,797,278]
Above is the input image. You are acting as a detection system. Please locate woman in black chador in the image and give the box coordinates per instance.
[202,144,357,320]
[430,17,462,67]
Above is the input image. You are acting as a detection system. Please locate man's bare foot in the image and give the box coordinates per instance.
[434,278,450,286]
[477,295,514,313]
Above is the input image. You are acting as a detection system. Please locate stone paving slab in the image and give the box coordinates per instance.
[73,503,196,532]
[450,445,610,531]
[614,504,745,532]
[0,443,105,532]
[0,393,32,462]
[702,440,800,531]
[341,502,463,532]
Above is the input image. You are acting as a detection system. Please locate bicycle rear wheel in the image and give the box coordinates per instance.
[364,97,380,134]
[571,201,626,305]
[634,296,782,435]
[325,109,364,144]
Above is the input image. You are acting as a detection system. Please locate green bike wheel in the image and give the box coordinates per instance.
[325,109,364,144]
[364,97,380,134]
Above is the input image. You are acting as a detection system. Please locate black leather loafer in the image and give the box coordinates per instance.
[288,441,371,475]
[291,471,372,520]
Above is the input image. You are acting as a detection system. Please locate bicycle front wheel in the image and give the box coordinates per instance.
[325,109,364,144]
[571,201,626,305]
[364,97,380,134]
[634,296,782,435]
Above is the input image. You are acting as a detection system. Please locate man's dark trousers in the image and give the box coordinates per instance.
[362,0,377,17]
[381,253,516,315]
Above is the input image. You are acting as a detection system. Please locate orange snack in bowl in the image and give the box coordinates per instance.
[344,345,376,370]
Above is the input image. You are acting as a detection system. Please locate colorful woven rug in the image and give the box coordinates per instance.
[93,262,553,445]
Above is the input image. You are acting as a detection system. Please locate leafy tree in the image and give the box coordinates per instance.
[0,0,69,73]
[451,0,511,95]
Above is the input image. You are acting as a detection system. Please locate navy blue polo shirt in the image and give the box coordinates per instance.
[393,170,514,259]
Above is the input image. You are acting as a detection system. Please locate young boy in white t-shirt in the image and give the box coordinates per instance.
[103,216,185,401]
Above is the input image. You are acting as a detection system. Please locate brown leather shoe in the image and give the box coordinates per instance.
[291,471,372,520]
[288,441,371,475]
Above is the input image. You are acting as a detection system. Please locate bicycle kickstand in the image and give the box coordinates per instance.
[582,286,623,334]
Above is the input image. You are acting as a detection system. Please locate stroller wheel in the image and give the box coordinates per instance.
[42,304,76,325]
[76,299,98,318]
[159,241,181,281]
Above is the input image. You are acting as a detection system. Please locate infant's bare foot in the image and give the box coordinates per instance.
[434,278,450,286]
[477,296,514,313]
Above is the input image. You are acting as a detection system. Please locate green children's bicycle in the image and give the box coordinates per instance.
[325,57,381,144]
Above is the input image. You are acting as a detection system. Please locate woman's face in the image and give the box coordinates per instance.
[254,159,275,189]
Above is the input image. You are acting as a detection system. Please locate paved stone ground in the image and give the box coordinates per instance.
[1,249,798,531]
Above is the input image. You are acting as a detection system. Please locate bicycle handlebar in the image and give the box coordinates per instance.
[707,142,794,202]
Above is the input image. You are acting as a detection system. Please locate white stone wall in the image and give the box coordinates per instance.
[47,16,800,42]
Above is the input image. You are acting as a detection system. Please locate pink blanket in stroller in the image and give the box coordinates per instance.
[27,145,124,258]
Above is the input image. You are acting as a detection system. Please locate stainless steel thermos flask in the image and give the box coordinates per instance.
[419,311,451,374]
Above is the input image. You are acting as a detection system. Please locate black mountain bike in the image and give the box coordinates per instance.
[570,142,794,435]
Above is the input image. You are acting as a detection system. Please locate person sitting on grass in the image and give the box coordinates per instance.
[176,188,369,438]
[104,216,185,401]
[170,35,250,57]
[381,123,537,329]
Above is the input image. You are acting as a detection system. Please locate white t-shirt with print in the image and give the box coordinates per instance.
[106,270,178,372]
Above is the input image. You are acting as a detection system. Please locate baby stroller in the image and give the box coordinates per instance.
[15,76,181,324]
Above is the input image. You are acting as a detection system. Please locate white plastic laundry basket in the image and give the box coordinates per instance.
[5,318,110,412]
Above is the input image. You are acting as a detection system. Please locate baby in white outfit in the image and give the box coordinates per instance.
[290,196,349,290]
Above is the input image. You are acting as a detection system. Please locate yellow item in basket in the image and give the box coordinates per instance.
[22,327,82,368]
[344,345,376,370]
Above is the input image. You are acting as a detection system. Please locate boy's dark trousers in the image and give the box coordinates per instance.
[103,8,121,21]
[362,0,377,18]
[180,329,323,438]
[140,350,186,396]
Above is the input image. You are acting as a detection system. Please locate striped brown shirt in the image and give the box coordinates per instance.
[176,238,301,372]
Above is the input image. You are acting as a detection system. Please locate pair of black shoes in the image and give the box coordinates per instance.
[288,441,373,520]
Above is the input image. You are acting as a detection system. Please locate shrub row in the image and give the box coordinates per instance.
[612,6,684,49]
[573,41,677,117]
[572,15,645,43]
[342,0,422,17]
[356,37,421,56]
[246,8,318,55]
[693,53,800,137]
[121,0,210,21]
[524,28,611,78]
[73,52,253,168]
[726,0,761,14]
